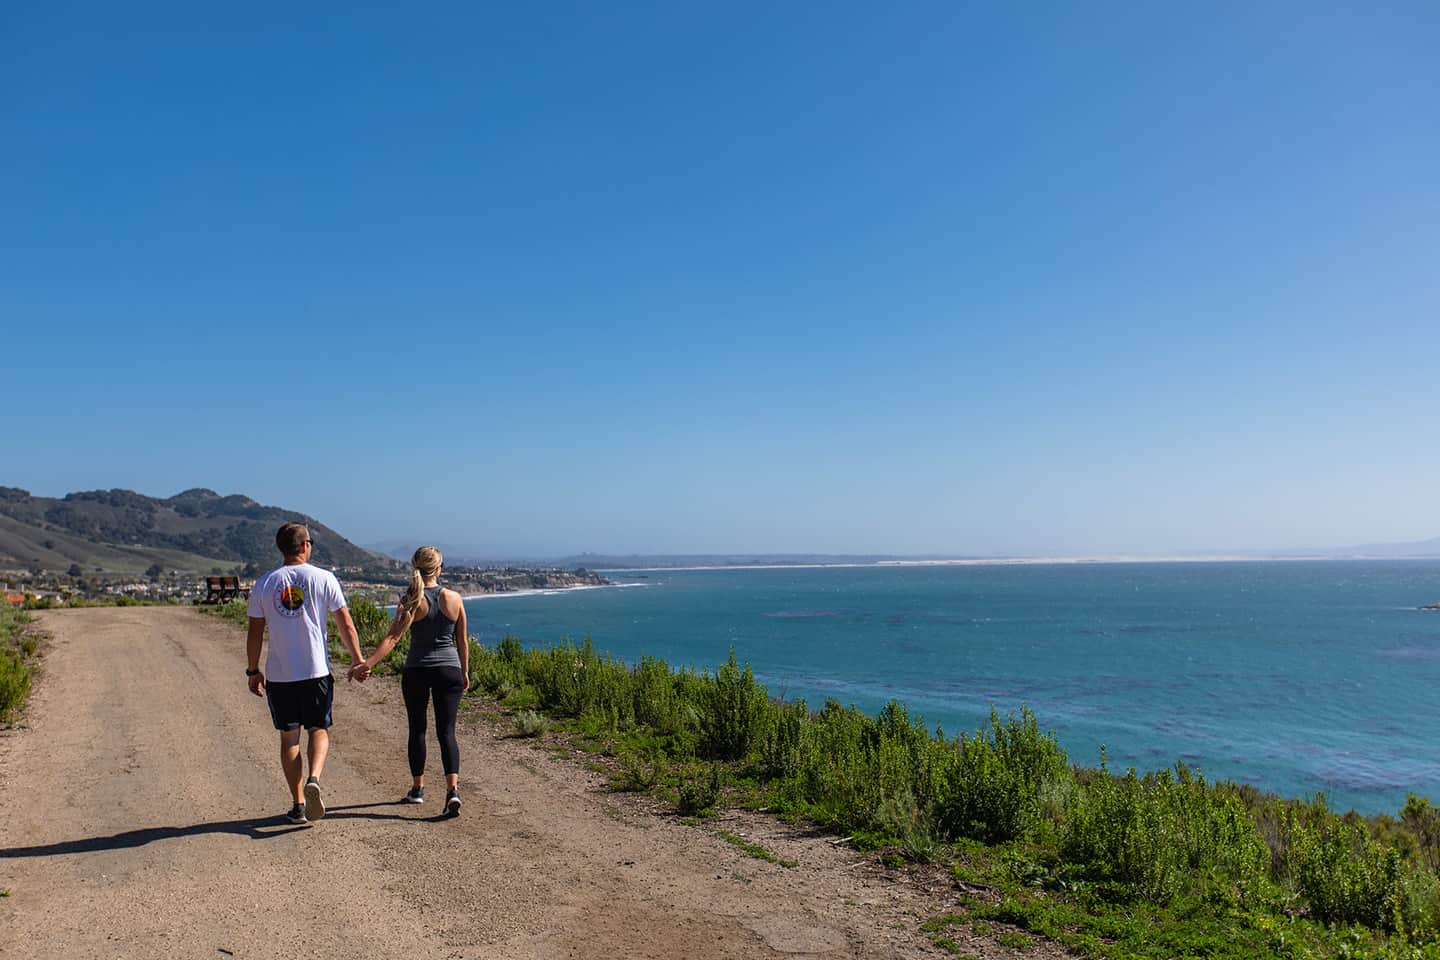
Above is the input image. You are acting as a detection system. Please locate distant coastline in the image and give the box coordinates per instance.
[459,582,646,602]
[594,553,1431,573]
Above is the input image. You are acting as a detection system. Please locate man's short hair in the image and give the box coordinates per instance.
[276,523,309,557]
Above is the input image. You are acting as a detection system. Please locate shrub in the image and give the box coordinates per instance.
[698,648,768,762]
[678,763,725,816]
[631,655,691,738]
[496,634,525,662]
[1063,763,1179,901]
[531,638,631,719]
[349,597,390,646]
[1284,805,1409,929]
[1063,761,1271,905]
[470,641,522,696]
[758,699,808,779]
[0,610,35,722]
[785,698,880,829]
[513,709,548,738]
[503,685,540,710]
[937,707,1070,844]
[876,785,946,863]
[615,744,666,792]
[1403,794,1440,875]
[0,648,30,722]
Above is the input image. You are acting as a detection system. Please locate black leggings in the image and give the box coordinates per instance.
[401,665,464,778]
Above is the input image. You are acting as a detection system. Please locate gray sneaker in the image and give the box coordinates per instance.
[444,788,461,817]
[304,776,325,822]
[402,786,425,804]
[286,803,306,825]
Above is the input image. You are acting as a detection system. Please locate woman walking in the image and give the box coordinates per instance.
[354,546,468,815]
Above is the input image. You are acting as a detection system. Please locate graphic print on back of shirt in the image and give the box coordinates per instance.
[275,582,306,618]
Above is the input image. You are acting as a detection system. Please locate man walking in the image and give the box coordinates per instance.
[246,522,364,824]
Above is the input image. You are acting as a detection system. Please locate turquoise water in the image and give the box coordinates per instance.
[460,560,1440,815]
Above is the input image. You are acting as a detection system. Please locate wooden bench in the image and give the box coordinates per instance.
[199,576,251,604]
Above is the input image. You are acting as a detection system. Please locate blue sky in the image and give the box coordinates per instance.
[3,3,1436,557]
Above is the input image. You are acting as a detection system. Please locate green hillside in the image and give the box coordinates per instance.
[0,487,392,575]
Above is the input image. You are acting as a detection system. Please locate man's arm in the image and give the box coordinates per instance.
[332,606,364,667]
[246,617,266,696]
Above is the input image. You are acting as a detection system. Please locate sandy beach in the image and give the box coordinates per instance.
[597,554,1329,573]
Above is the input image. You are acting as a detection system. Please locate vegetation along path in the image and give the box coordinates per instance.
[0,607,1014,960]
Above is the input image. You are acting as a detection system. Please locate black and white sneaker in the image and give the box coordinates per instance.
[444,788,461,817]
[304,776,325,822]
[401,786,425,804]
[286,803,307,825]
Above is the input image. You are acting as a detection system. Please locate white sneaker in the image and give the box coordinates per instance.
[304,777,325,822]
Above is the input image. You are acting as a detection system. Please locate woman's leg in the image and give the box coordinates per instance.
[400,668,431,785]
[431,665,465,787]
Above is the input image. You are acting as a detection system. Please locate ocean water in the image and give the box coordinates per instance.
[460,560,1440,815]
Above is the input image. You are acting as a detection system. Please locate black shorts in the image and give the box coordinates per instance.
[265,675,333,731]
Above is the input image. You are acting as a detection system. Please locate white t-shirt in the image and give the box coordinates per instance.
[247,562,347,683]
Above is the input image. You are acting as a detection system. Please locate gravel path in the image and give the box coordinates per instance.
[0,606,1036,959]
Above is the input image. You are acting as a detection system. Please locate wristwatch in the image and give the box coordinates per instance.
[245,668,260,676]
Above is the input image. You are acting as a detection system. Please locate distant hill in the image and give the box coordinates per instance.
[0,487,394,575]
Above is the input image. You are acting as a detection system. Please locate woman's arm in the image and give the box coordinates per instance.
[363,606,411,671]
[455,598,469,691]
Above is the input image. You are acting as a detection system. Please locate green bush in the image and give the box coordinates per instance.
[0,647,30,722]
[513,708,548,738]
[502,684,540,710]
[876,785,945,863]
[1064,764,1177,901]
[615,743,666,792]
[349,597,389,643]
[785,698,881,829]
[631,655,692,738]
[1063,761,1271,905]
[759,699,808,779]
[1403,794,1440,875]
[0,609,36,722]
[938,707,1070,844]
[470,640,522,695]
[497,634,525,663]
[1284,805,1410,929]
[531,638,631,719]
[678,763,724,816]
[698,648,767,762]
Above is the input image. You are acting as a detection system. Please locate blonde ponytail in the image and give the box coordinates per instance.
[395,546,443,632]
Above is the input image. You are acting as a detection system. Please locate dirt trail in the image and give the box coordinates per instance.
[0,607,997,959]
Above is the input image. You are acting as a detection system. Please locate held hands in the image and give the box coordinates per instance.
[348,661,372,683]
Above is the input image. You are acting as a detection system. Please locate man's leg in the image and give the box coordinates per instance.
[280,729,304,804]
[303,727,329,821]
[306,727,330,779]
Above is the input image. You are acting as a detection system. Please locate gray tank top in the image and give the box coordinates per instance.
[405,586,460,669]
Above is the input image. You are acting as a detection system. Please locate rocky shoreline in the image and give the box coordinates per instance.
[448,565,610,595]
